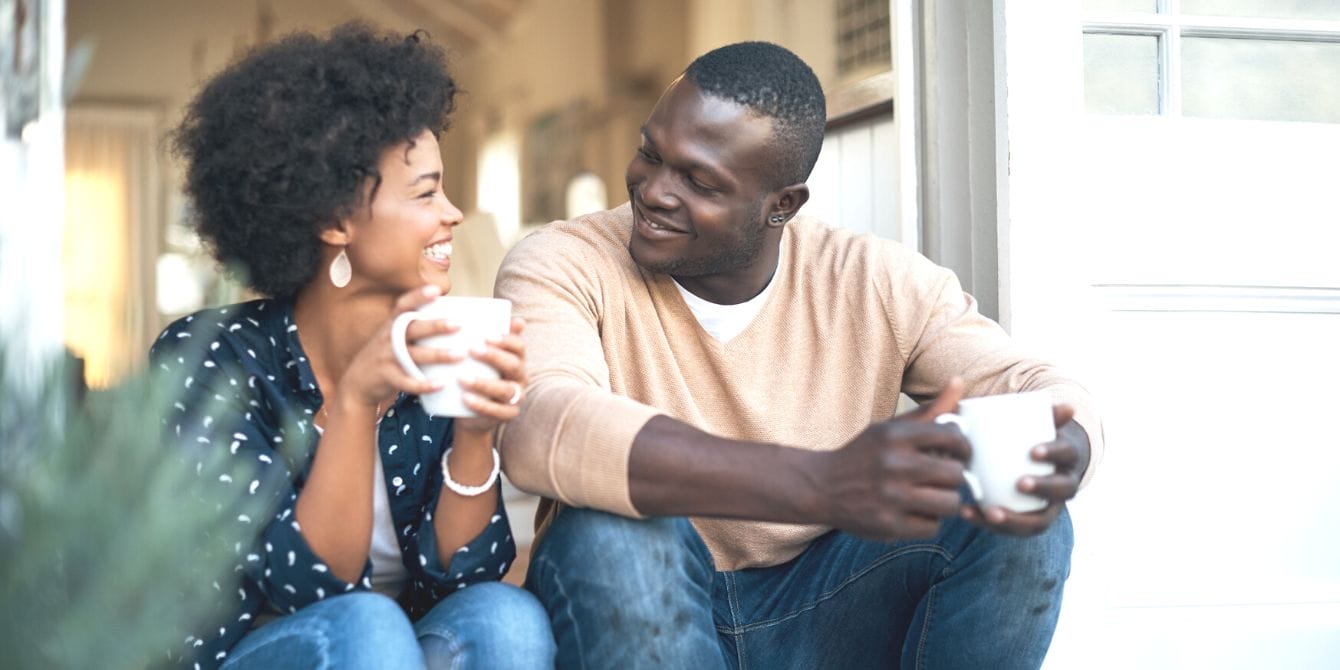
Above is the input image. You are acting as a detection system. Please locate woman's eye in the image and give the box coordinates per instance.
[419,190,436,200]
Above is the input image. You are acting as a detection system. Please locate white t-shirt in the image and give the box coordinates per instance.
[673,274,776,343]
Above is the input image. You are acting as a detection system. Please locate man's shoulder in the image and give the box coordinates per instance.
[784,215,934,277]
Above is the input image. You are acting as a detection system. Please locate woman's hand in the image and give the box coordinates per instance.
[330,285,454,417]
[454,317,528,435]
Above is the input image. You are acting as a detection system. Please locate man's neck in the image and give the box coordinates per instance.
[673,246,781,305]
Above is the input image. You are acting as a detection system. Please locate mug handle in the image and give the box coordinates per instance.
[934,413,984,502]
[390,311,428,381]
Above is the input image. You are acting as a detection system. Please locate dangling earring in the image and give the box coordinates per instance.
[329,248,352,288]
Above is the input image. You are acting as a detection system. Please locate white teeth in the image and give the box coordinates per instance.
[423,242,452,260]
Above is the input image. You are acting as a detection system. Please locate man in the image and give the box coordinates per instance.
[495,41,1102,669]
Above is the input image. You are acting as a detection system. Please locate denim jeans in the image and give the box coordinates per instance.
[221,582,556,669]
[525,507,1073,670]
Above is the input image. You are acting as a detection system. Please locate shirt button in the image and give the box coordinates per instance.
[391,476,404,487]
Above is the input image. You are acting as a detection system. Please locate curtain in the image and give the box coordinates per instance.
[63,107,160,388]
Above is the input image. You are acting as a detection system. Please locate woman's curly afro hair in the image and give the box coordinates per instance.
[172,22,458,298]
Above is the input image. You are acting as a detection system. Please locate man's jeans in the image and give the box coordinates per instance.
[524,507,1073,669]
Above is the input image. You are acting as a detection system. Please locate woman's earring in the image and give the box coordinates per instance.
[329,248,352,288]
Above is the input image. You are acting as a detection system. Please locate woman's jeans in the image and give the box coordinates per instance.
[525,507,1073,670]
[220,581,556,669]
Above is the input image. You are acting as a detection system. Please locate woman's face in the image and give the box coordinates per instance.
[343,129,463,295]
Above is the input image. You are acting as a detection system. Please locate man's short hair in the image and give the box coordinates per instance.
[684,41,826,189]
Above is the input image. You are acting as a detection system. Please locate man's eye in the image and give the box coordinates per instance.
[637,148,660,163]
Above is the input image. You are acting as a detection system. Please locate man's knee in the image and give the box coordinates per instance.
[975,506,1074,594]
[533,508,698,577]
[527,509,710,617]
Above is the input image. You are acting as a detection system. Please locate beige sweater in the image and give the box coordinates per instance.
[495,204,1103,570]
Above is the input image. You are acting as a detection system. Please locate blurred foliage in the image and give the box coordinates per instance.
[0,336,284,669]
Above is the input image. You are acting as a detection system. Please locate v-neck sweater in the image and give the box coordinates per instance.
[496,203,1103,571]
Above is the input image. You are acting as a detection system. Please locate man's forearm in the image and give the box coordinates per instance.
[627,414,828,522]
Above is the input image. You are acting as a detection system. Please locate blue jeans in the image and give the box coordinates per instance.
[221,583,556,669]
[525,507,1073,669]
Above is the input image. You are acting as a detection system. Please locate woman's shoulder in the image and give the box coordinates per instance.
[150,298,289,367]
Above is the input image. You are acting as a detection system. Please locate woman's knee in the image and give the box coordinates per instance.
[224,592,422,670]
[321,592,422,660]
[418,582,555,669]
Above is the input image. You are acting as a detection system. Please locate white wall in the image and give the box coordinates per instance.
[2,0,66,390]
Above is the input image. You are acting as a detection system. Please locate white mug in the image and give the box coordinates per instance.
[934,391,1057,512]
[390,296,512,417]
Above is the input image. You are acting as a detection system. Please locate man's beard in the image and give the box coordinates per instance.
[632,199,768,278]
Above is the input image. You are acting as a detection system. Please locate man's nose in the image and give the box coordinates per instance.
[640,168,678,210]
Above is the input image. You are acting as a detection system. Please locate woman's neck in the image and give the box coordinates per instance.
[292,281,396,393]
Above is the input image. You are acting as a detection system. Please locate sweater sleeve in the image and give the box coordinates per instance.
[885,248,1106,486]
[493,228,662,517]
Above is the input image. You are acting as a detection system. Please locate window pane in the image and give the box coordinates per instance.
[1183,37,1340,123]
[1084,34,1160,115]
[1181,0,1340,20]
[1083,0,1158,13]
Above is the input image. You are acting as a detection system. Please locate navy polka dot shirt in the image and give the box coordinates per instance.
[150,299,515,669]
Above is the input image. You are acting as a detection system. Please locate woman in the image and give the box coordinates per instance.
[151,23,554,669]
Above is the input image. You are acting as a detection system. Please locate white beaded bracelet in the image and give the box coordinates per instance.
[441,447,500,497]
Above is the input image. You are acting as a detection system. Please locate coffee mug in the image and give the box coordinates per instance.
[390,296,512,417]
[934,391,1057,512]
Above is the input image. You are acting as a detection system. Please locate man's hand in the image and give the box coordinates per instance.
[817,379,972,541]
[960,403,1090,536]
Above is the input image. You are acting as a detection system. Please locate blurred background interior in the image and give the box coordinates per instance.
[4,0,1339,667]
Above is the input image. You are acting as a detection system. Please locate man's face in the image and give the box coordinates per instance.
[625,77,777,282]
